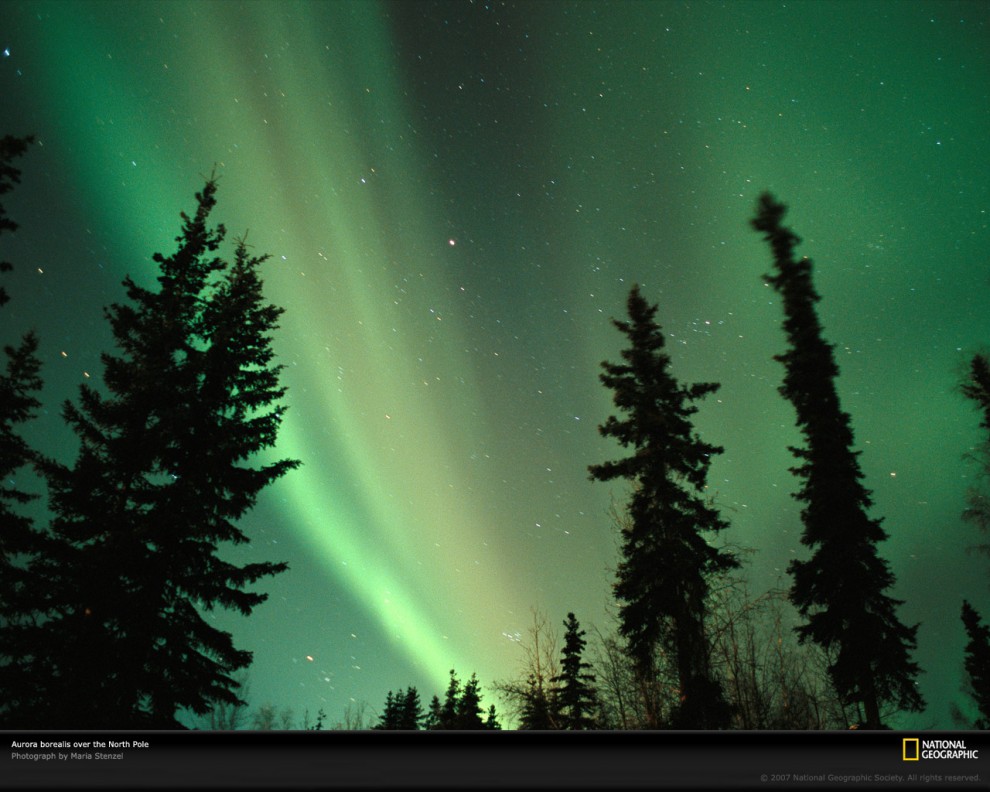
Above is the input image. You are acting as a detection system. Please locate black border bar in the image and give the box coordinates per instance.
[4,730,988,790]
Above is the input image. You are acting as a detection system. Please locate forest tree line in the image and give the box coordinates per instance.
[1,135,988,730]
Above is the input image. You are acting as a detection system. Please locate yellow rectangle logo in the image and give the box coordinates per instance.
[903,738,920,761]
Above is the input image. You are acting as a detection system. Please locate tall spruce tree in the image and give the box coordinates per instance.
[0,134,45,723]
[31,177,298,728]
[959,356,990,729]
[589,284,736,729]
[960,601,990,729]
[552,612,598,729]
[960,353,990,555]
[751,192,923,728]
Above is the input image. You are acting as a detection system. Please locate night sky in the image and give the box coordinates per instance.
[2,0,988,729]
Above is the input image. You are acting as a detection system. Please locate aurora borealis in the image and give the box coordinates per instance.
[2,0,988,728]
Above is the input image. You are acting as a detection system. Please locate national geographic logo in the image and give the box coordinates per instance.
[903,738,980,761]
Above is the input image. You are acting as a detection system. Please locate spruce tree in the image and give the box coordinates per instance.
[399,686,423,730]
[374,691,400,730]
[0,134,45,724]
[423,670,498,729]
[423,694,443,730]
[375,686,423,729]
[440,669,461,728]
[957,355,990,728]
[484,704,501,730]
[32,177,298,728]
[518,672,557,729]
[455,673,485,729]
[553,612,598,729]
[960,601,990,729]
[751,192,923,728]
[589,284,736,729]
[0,135,34,306]
[961,354,990,432]
[960,353,990,554]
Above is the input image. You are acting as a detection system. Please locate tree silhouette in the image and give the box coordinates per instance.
[423,694,443,730]
[306,707,327,731]
[29,176,298,728]
[517,672,557,729]
[751,192,923,728]
[0,134,44,725]
[0,135,34,306]
[456,673,486,729]
[400,687,424,729]
[960,353,990,558]
[375,690,399,729]
[962,355,990,426]
[552,612,598,729]
[374,686,423,729]
[960,601,990,729]
[422,669,499,729]
[439,669,461,728]
[589,284,737,729]
[484,704,501,729]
